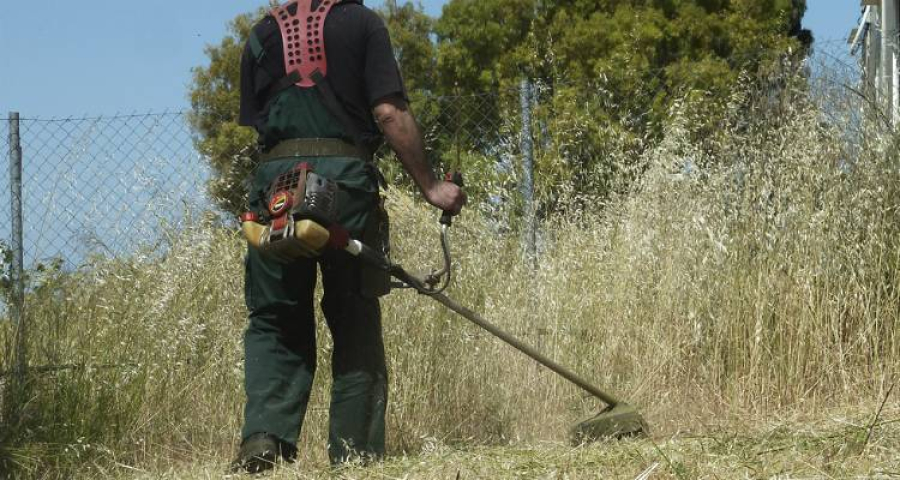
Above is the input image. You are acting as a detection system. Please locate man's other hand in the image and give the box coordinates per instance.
[426,181,467,215]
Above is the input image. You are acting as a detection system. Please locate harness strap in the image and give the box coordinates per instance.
[249,31,266,63]
[259,138,360,162]
[310,70,372,162]
[259,0,383,186]
[261,71,302,105]
[260,138,388,189]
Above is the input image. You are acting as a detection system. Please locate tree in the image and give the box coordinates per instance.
[189,9,266,216]
[190,0,812,215]
[430,0,811,207]
[379,0,436,95]
[434,0,535,93]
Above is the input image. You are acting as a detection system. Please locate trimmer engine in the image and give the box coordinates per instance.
[241,162,339,262]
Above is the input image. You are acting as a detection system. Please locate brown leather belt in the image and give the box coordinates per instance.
[259,138,361,162]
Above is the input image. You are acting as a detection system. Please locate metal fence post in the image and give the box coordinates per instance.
[8,112,26,384]
[882,0,898,123]
[519,79,536,263]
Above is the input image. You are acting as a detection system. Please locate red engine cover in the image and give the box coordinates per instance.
[271,0,337,88]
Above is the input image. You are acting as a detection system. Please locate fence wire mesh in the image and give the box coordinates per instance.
[2,113,207,273]
[0,40,869,312]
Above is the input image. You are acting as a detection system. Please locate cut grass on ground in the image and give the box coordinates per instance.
[83,410,900,479]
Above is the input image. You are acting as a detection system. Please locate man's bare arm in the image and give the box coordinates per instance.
[373,96,466,213]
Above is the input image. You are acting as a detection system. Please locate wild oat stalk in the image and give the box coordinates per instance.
[2,66,899,478]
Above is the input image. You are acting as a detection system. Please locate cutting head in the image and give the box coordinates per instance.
[570,404,647,443]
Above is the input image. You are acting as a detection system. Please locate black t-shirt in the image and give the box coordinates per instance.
[238,0,407,146]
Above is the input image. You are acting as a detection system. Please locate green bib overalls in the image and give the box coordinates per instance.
[241,79,388,463]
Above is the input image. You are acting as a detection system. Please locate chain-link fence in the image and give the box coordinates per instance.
[0,103,514,279]
[0,112,214,404]
[0,41,869,370]
[1,113,207,271]
[420,91,512,161]
[0,41,879,475]
[0,39,866,267]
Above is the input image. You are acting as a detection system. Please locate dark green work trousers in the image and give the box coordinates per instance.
[241,157,387,464]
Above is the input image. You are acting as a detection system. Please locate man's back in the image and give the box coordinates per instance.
[238,1,406,150]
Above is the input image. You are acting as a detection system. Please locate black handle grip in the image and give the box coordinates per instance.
[440,172,464,226]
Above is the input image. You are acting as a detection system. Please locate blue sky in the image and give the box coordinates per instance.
[0,1,859,117]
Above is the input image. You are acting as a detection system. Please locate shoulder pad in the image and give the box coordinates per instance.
[271,0,338,88]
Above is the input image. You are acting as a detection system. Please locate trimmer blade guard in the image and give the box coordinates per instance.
[570,404,647,443]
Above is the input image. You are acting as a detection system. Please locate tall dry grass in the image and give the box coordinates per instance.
[2,73,899,478]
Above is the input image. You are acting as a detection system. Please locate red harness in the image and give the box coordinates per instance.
[271,0,337,88]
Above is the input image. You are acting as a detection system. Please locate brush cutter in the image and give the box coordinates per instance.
[240,167,647,441]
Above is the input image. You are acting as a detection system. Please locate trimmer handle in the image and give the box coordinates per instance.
[440,172,464,227]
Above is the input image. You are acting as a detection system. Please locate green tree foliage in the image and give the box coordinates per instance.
[189,0,811,215]
[427,0,810,209]
[434,0,535,93]
[189,10,266,216]
[380,0,436,94]
[432,0,810,91]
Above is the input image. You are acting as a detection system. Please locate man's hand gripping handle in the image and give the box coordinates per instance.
[440,172,464,226]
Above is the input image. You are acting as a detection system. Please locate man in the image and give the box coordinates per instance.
[233,0,466,473]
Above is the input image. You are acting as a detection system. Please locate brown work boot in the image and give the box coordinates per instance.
[229,433,295,474]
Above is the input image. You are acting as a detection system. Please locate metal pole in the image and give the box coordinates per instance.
[871,6,883,102]
[882,0,898,121]
[519,78,536,262]
[376,252,624,405]
[870,7,882,100]
[430,291,623,407]
[7,112,25,383]
[894,52,900,126]
[346,228,625,407]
